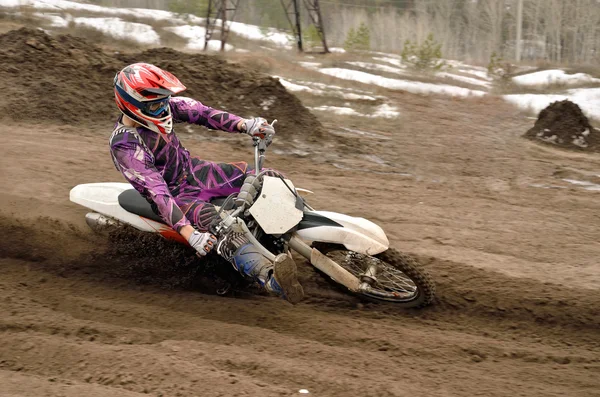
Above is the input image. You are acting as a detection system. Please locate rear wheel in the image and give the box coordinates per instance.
[314,244,435,308]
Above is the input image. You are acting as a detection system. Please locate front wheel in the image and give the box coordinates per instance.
[314,244,436,308]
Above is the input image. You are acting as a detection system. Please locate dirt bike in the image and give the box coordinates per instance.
[70,133,435,308]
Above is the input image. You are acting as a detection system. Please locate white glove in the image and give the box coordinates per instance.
[188,230,218,257]
[242,117,275,144]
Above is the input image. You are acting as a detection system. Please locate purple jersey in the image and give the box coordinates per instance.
[110,96,244,232]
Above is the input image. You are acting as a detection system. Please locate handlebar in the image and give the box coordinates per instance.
[253,119,276,175]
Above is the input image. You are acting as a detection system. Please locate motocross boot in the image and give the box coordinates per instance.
[218,233,304,304]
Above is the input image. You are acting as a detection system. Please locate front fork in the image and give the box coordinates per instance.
[288,235,362,292]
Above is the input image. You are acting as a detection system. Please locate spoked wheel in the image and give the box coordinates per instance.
[314,244,436,308]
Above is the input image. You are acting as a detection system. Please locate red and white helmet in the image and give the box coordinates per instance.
[113,63,186,135]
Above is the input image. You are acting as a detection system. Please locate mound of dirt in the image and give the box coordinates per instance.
[0,28,323,140]
[524,99,600,151]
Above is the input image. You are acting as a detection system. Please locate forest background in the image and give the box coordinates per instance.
[89,0,600,65]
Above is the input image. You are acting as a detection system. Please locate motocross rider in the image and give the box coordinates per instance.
[110,63,304,304]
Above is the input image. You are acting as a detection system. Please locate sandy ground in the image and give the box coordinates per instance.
[1,85,600,396]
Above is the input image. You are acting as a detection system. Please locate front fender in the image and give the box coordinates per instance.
[295,211,389,255]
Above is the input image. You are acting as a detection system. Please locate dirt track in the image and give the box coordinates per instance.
[1,30,599,397]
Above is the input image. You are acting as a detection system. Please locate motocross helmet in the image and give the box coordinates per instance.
[113,63,186,135]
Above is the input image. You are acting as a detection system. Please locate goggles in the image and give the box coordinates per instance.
[143,97,170,117]
[116,84,170,118]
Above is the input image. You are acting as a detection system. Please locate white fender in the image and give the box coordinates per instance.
[69,183,164,233]
[296,210,389,255]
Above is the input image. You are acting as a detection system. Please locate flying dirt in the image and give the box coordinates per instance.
[0,28,599,397]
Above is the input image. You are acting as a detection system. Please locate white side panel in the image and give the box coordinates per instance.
[69,182,162,233]
[296,210,389,255]
[249,176,303,234]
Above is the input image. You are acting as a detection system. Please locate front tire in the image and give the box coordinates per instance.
[314,244,435,308]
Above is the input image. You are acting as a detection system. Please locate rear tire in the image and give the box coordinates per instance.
[314,243,435,308]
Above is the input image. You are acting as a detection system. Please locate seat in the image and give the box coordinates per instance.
[117,189,232,224]
[118,189,164,223]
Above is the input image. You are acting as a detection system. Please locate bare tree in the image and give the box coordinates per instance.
[219,0,600,65]
[480,0,507,58]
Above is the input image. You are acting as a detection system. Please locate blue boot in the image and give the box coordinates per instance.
[229,243,272,284]
[220,234,304,304]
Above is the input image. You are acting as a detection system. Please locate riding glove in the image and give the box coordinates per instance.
[242,117,275,144]
[188,230,218,257]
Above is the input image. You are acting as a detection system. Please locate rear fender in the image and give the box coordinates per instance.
[295,210,389,255]
[70,183,172,237]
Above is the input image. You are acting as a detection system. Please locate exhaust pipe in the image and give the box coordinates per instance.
[85,212,118,232]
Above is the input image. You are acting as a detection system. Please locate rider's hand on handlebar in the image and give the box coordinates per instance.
[241,117,275,145]
[187,229,218,257]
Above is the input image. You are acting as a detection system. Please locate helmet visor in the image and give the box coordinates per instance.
[142,97,170,117]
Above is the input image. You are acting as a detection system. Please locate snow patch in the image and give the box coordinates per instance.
[0,0,292,47]
[202,40,232,52]
[310,104,399,119]
[346,61,406,75]
[169,20,291,49]
[329,47,346,53]
[503,88,600,121]
[318,68,486,97]
[0,0,24,5]
[226,21,291,47]
[276,77,377,101]
[563,179,600,191]
[277,77,315,94]
[74,17,160,45]
[0,0,179,21]
[513,70,600,87]
[311,106,361,116]
[297,61,321,70]
[372,104,400,118]
[458,68,492,81]
[338,92,378,101]
[33,11,69,27]
[372,57,404,68]
[436,72,491,88]
[444,59,483,70]
[529,183,568,190]
[166,25,232,51]
[298,80,385,99]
